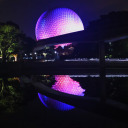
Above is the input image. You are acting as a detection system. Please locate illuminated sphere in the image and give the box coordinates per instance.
[35,8,84,47]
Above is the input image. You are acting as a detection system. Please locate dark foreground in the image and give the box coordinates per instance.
[0,96,128,128]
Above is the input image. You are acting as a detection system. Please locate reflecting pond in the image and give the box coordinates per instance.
[0,75,128,127]
[38,75,85,111]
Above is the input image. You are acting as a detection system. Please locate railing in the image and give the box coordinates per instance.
[21,76,128,123]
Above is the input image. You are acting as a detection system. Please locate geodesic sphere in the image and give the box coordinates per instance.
[35,8,84,41]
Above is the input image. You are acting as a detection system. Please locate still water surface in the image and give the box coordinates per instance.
[0,75,128,127]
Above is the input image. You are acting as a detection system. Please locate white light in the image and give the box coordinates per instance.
[65,58,128,62]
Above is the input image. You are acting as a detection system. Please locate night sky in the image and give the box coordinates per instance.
[0,0,128,39]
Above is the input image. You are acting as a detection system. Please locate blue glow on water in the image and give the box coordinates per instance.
[38,93,75,111]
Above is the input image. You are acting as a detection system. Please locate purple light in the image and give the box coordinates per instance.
[54,43,72,49]
[52,75,85,96]
[38,75,85,111]
[35,8,84,48]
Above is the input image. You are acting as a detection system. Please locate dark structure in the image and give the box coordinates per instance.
[33,11,128,103]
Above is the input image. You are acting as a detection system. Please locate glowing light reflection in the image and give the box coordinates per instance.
[52,75,85,96]
[38,75,85,111]
[38,93,75,111]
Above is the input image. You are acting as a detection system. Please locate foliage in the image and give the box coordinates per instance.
[105,39,128,58]
[32,75,55,88]
[111,39,128,58]
[0,78,24,113]
[106,77,128,104]
[68,43,99,59]
[22,36,36,54]
[0,21,24,62]
[0,77,37,114]
[38,46,55,59]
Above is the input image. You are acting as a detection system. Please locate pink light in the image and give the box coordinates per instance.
[35,8,84,48]
[38,75,85,111]
[52,75,85,96]
[54,43,72,49]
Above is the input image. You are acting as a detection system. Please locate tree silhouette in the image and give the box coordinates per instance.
[0,22,24,62]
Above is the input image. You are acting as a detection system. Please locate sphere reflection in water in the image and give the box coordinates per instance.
[38,75,85,111]
[38,93,75,111]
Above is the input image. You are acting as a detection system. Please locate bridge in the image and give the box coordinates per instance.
[34,26,128,51]
[21,75,128,123]
[31,26,128,104]
[1,60,128,77]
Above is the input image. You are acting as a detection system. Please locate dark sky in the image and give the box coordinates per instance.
[0,0,128,39]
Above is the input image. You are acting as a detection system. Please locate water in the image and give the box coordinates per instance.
[0,75,128,127]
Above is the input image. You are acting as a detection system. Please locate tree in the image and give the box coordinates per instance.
[37,46,55,60]
[0,22,24,62]
[22,37,36,54]
[0,77,24,113]
[110,39,128,58]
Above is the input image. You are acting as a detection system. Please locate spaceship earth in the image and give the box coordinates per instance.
[35,8,84,48]
[38,75,85,111]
